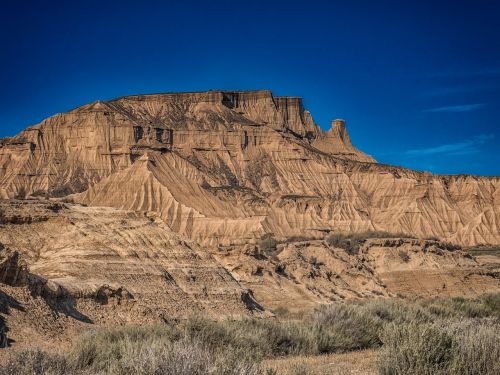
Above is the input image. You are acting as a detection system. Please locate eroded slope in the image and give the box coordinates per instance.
[1,90,498,245]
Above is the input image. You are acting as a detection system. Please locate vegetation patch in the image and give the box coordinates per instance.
[378,321,500,375]
[466,245,500,258]
[325,231,416,255]
[1,293,499,375]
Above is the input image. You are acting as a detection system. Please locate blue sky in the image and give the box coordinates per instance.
[1,0,499,175]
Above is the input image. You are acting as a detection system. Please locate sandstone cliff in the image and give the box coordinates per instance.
[1,90,498,246]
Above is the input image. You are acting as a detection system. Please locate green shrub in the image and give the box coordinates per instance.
[480,293,500,316]
[325,233,359,255]
[68,324,181,370]
[439,242,461,251]
[466,245,500,257]
[184,307,386,358]
[283,236,317,243]
[398,250,410,262]
[66,323,261,375]
[184,317,315,357]
[424,236,440,241]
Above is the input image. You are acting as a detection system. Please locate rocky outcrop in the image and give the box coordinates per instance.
[359,238,500,298]
[0,200,255,320]
[311,119,373,161]
[0,90,498,248]
[214,237,499,311]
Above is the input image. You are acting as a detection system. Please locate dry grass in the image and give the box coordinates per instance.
[1,293,499,374]
[378,320,500,375]
[264,349,378,375]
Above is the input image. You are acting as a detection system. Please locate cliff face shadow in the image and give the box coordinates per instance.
[241,290,265,313]
[39,284,93,324]
[0,289,24,348]
[0,282,92,349]
[0,290,25,314]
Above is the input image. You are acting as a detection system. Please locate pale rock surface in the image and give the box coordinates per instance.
[0,200,256,319]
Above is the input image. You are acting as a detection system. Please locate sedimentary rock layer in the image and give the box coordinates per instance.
[0,90,498,246]
[0,200,254,319]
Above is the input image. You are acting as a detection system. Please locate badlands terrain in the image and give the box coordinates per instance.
[0,90,499,353]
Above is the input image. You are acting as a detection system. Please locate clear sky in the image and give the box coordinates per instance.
[1,0,499,175]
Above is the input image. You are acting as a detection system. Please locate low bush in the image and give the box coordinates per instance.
[0,349,73,375]
[2,293,499,375]
[419,294,500,319]
[68,324,181,370]
[424,236,440,241]
[183,315,358,357]
[378,320,500,375]
[466,245,500,257]
[398,250,410,262]
[282,236,318,243]
[311,303,383,351]
[480,292,500,314]
[361,298,431,324]
[2,325,262,375]
[378,322,454,375]
[449,321,500,375]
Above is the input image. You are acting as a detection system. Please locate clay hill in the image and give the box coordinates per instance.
[0,90,499,350]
